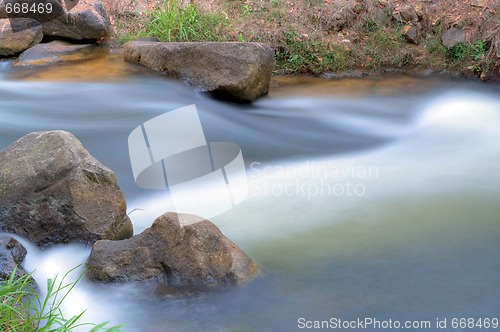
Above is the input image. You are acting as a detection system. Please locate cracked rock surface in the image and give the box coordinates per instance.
[0,130,133,247]
[86,212,258,287]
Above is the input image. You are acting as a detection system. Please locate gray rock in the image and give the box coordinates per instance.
[123,41,275,103]
[0,130,133,247]
[0,237,28,280]
[0,18,42,56]
[86,212,259,287]
[0,0,76,26]
[14,40,101,67]
[42,0,110,41]
[401,24,420,45]
[399,5,418,24]
[442,27,466,48]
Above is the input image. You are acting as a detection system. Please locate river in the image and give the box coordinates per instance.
[1,56,499,331]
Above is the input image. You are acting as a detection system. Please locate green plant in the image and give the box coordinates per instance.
[424,35,446,55]
[144,0,229,42]
[242,4,251,17]
[0,267,124,331]
[364,18,379,33]
[112,11,141,44]
[446,40,489,62]
[447,42,469,61]
[112,0,492,76]
[471,39,488,60]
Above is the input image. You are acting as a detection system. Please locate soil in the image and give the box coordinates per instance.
[98,0,500,80]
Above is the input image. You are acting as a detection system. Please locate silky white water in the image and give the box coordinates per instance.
[1,73,499,331]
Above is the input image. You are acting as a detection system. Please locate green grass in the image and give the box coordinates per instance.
[272,30,355,74]
[445,39,493,74]
[446,40,489,62]
[364,19,380,33]
[0,267,124,332]
[114,0,497,77]
[142,0,229,42]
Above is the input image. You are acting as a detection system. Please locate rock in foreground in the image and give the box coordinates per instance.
[0,18,43,56]
[123,41,275,103]
[0,237,28,281]
[41,0,110,41]
[0,131,133,247]
[86,212,258,287]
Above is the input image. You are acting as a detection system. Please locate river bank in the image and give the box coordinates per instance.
[1,0,498,86]
[108,0,499,81]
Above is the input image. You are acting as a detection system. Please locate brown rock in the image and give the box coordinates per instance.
[401,24,420,45]
[14,40,102,67]
[0,18,42,56]
[123,41,275,103]
[399,5,418,24]
[86,212,258,287]
[0,130,133,247]
[41,0,110,40]
[319,3,358,32]
[471,0,489,7]
[413,4,424,19]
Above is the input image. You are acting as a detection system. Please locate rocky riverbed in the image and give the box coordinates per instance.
[0,130,259,288]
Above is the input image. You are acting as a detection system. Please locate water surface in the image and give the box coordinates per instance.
[1,58,499,331]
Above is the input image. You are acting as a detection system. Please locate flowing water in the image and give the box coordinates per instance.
[1,57,500,331]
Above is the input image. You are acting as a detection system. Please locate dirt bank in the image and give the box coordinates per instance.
[100,0,499,80]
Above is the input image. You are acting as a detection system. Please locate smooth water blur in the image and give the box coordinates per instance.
[1,61,500,331]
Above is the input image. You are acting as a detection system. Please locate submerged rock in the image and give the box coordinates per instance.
[0,18,42,56]
[123,41,275,103]
[14,40,102,67]
[0,131,133,247]
[0,237,28,280]
[86,212,258,287]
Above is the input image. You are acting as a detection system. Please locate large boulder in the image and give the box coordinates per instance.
[86,212,258,287]
[14,40,102,67]
[123,41,275,103]
[0,18,42,56]
[41,0,110,41]
[0,131,133,247]
[0,237,28,281]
